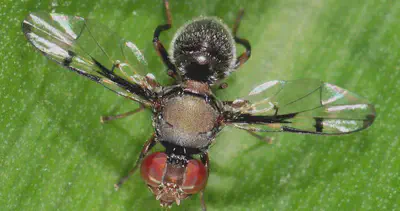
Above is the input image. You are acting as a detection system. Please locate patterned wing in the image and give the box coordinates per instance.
[22,12,158,105]
[224,79,376,135]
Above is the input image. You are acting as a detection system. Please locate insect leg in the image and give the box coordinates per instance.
[199,190,207,211]
[246,130,273,144]
[153,0,177,79]
[199,153,209,211]
[215,82,228,90]
[114,134,157,190]
[232,9,251,69]
[100,104,145,123]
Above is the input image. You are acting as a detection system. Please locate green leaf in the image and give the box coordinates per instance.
[1,0,397,210]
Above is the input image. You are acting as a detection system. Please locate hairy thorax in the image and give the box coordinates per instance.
[154,91,220,149]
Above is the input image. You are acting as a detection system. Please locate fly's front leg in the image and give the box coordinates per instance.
[199,152,210,211]
[114,134,156,190]
[199,190,207,211]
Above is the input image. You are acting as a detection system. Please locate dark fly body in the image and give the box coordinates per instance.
[22,0,376,210]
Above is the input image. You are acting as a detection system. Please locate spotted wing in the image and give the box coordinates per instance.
[22,12,157,105]
[224,79,376,135]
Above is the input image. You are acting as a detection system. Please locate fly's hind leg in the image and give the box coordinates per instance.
[114,134,156,190]
[217,10,251,90]
[153,0,178,79]
[233,9,251,69]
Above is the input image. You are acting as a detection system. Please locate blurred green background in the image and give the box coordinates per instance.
[1,0,398,210]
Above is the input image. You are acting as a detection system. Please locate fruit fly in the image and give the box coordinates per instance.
[22,0,376,210]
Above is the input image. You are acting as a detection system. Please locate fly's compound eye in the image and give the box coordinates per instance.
[140,152,167,187]
[181,159,208,194]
